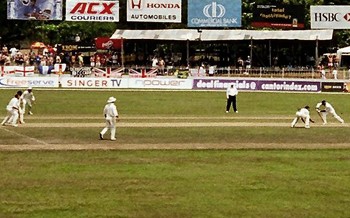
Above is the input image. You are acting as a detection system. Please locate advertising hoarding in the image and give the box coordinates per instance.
[252,4,304,29]
[127,0,181,23]
[66,0,119,22]
[193,78,321,92]
[95,37,122,50]
[0,76,59,88]
[7,0,62,20]
[311,5,350,29]
[188,0,241,28]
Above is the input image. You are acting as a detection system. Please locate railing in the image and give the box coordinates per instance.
[1,64,350,80]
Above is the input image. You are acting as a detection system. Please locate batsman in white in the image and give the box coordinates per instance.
[100,97,119,141]
[291,105,315,129]
[21,87,35,118]
[315,100,344,125]
[1,93,21,127]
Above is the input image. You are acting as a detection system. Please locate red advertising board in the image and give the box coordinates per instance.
[95,37,123,50]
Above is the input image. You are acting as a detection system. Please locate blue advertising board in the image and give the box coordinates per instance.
[188,0,241,28]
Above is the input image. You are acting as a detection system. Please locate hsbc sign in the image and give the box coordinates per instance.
[66,0,119,22]
[127,0,182,23]
[311,6,350,29]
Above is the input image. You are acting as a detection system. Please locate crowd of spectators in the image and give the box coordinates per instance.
[0,44,121,74]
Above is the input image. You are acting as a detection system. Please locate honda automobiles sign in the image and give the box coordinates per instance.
[127,0,182,23]
[66,0,119,22]
[311,5,350,29]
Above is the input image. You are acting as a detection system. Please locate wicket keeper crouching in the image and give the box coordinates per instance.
[291,106,315,129]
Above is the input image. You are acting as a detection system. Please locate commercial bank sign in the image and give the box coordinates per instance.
[188,0,241,27]
[311,6,350,29]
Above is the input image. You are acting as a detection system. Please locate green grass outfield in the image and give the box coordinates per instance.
[0,89,350,217]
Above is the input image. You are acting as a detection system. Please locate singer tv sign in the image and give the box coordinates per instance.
[66,0,119,22]
[127,0,182,23]
[311,5,350,29]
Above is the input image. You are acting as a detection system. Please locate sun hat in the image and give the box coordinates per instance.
[107,97,116,103]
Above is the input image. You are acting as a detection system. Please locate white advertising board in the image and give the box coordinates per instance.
[127,0,181,23]
[0,76,59,88]
[59,77,128,88]
[128,78,193,89]
[66,0,119,22]
[311,5,350,29]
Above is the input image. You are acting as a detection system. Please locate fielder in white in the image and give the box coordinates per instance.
[1,94,21,127]
[100,97,119,141]
[291,106,315,129]
[21,87,35,118]
[316,100,344,125]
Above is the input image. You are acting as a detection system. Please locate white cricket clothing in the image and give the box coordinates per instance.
[103,103,118,119]
[6,97,19,111]
[316,102,344,124]
[291,108,311,128]
[100,103,118,140]
[20,90,35,117]
[2,97,19,126]
[226,85,238,98]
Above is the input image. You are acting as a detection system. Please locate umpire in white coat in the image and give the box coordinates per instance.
[100,97,119,141]
[226,84,238,113]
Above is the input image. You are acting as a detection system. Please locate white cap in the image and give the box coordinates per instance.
[107,97,116,103]
[28,87,32,90]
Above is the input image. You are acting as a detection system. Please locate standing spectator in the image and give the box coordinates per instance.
[291,106,315,129]
[95,55,101,67]
[152,56,158,68]
[9,46,18,59]
[21,87,35,115]
[55,54,61,64]
[237,57,244,73]
[90,55,95,67]
[158,58,165,74]
[99,96,119,141]
[332,69,338,79]
[1,93,20,127]
[78,53,84,67]
[226,84,238,113]
[208,65,215,77]
[100,54,106,67]
[112,52,119,66]
[316,100,344,125]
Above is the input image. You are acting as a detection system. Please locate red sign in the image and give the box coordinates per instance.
[70,2,116,14]
[95,37,123,50]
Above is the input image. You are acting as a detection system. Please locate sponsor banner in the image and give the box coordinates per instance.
[252,4,304,29]
[311,6,350,29]
[95,37,122,50]
[127,0,181,23]
[321,82,345,92]
[66,0,119,22]
[193,79,321,92]
[59,77,128,88]
[0,76,59,88]
[7,0,62,20]
[128,78,193,89]
[188,0,241,28]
